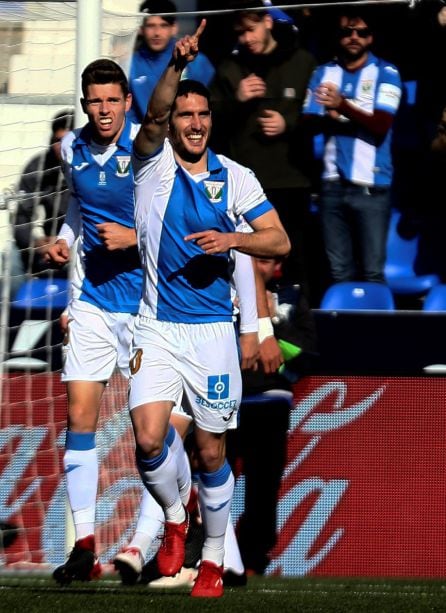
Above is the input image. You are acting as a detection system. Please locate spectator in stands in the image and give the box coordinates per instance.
[209,0,317,300]
[127,0,215,123]
[302,7,402,285]
[13,109,74,275]
[226,254,318,575]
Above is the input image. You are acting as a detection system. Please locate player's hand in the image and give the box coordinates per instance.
[236,74,266,102]
[258,109,286,137]
[174,19,206,67]
[240,332,260,371]
[184,229,233,254]
[259,335,284,374]
[43,239,70,265]
[96,222,137,251]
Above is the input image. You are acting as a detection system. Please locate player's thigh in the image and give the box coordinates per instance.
[114,312,136,378]
[128,316,183,410]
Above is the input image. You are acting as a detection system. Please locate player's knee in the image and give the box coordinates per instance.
[196,446,225,472]
[134,432,164,458]
[67,404,98,431]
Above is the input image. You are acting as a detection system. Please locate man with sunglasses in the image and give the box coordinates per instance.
[303,9,402,285]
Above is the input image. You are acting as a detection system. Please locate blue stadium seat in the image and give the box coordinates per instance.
[385,210,440,295]
[422,285,446,312]
[12,277,69,310]
[320,281,395,311]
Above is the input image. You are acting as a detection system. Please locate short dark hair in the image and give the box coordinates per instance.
[229,0,267,25]
[81,58,129,98]
[337,7,375,31]
[139,0,177,26]
[170,79,211,118]
[51,109,74,134]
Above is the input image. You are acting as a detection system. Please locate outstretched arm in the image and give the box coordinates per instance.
[134,19,206,157]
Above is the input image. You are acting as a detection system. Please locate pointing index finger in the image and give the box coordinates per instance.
[194,18,206,39]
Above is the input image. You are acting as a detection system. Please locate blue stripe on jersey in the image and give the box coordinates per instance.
[70,120,143,312]
[155,157,235,323]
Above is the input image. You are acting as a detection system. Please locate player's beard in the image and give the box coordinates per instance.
[170,126,209,164]
[341,43,369,64]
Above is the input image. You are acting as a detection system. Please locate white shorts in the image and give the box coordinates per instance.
[62,299,136,382]
[128,316,242,433]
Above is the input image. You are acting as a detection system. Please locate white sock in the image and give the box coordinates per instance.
[136,444,185,524]
[198,462,234,567]
[128,488,164,558]
[64,434,98,541]
[223,514,244,574]
[167,426,191,505]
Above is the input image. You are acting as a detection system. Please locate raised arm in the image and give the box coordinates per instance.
[133,19,206,157]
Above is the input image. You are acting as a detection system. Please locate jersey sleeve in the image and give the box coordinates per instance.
[232,250,258,334]
[375,63,402,115]
[56,195,81,248]
[132,138,172,185]
[302,66,324,116]
[57,131,81,247]
[230,165,273,223]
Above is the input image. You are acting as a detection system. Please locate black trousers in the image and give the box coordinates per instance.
[226,396,290,574]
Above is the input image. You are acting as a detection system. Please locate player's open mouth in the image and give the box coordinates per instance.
[99,118,112,126]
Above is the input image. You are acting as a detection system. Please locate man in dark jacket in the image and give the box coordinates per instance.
[210,0,317,296]
[14,109,73,273]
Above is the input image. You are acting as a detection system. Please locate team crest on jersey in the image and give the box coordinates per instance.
[203,180,224,203]
[116,155,131,177]
[98,170,107,186]
[361,80,373,94]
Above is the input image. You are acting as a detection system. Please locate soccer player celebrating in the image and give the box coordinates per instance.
[128,20,290,598]
[45,58,192,585]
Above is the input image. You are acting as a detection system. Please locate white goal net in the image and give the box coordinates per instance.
[0,0,145,573]
[0,0,228,574]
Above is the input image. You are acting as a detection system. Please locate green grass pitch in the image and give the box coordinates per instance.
[1,575,446,613]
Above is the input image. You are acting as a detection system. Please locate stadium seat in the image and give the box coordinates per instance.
[320,281,395,311]
[384,210,440,295]
[422,285,446,311]
[12,277,69,310]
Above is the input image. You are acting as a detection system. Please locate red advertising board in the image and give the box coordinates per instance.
[1,373,445,577]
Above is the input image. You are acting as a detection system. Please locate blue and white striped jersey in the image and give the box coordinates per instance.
[60,120,143,313]
[133,139,273,323]
[303,52,402,186]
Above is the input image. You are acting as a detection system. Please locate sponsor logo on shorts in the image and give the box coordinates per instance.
[195,397,237,411]
[208,374,229,400]
[129,348,143,375]
[196,375,237,416]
